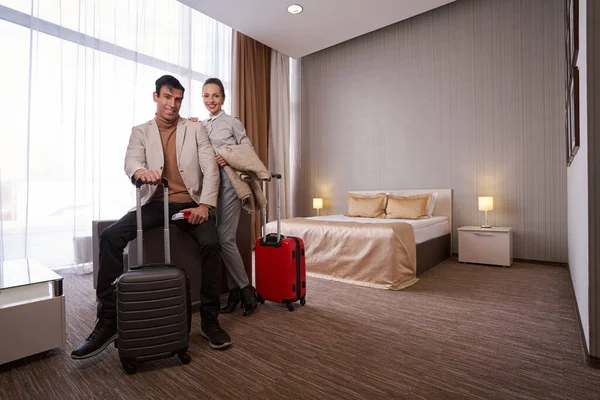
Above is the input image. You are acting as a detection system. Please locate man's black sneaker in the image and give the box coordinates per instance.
[200,320,232,349]
[71,318,118,359]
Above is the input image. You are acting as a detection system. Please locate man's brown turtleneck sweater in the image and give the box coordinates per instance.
[152,114,194,204]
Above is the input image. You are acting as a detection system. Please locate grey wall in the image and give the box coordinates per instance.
[298,0,566,262]
[568,0,589,349]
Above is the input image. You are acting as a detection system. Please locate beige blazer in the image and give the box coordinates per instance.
[124,117,220,208]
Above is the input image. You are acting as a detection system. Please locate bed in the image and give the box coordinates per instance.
[264,189,452,290]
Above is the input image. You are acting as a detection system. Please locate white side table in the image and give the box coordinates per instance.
[458,226,513,267]
[0,259,66,365]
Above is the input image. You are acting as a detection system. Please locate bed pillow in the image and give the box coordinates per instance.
[345,192,387,218]
[428,192,439,217]
[385,193,431,219]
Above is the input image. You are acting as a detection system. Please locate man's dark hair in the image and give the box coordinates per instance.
[203,78,226,99]
[155,75,185,96]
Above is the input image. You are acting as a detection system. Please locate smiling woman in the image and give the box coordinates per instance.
[0,0,232,269]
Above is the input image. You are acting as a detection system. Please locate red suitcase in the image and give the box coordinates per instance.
[255,173,306,311]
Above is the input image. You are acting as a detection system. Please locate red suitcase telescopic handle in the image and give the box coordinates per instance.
[261,173,282,245]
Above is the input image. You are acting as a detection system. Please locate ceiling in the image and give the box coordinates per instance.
[179,0,456,59]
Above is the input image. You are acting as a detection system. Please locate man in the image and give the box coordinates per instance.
[71,75,231,360]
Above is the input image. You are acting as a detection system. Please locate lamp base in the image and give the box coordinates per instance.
[481,210,492,229]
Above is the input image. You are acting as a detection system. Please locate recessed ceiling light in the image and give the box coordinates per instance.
[287,4,303,15]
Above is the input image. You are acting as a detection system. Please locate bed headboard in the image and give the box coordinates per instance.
[347,189,453,245]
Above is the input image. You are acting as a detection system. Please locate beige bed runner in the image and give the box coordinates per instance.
[264,218,418,290]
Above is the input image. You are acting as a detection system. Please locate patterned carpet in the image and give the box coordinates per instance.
[1,258,600,400]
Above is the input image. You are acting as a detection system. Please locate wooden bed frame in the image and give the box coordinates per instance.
[348,189,453,276]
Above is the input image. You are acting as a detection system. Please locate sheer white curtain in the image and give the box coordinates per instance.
[0,0,232,270]
[289,57,302,218]
[268,50,290,221]
[267,53,302,220]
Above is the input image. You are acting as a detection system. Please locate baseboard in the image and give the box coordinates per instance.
[513,258,568,267]
[566,265,600,369]
[587,355,600,368]
[450,253,568,267]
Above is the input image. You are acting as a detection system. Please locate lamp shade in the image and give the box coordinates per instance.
[478,196,494,212]
[313,198,323,210]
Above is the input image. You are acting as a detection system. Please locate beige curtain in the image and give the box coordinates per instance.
[233,31,271,245]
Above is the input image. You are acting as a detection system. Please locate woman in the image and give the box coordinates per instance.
[199,77,258,317]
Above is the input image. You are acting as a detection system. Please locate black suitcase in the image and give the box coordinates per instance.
[115,178,192,374]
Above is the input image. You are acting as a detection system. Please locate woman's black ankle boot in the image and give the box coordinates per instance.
[240,285,258,317]
[220,288,241,313]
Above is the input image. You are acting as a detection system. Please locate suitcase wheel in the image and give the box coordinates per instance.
[286,302,295,312]
[256,293,265,304]
[122,359,137,375]
[178,352,192,365]
[300,296,306,306]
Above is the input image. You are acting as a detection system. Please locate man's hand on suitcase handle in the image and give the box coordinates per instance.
[134,169,162,185]
[181,205,209,225]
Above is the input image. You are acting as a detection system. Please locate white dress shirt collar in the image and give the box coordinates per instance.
[208,110,225,121]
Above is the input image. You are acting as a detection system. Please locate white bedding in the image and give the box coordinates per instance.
[304,215,449,244]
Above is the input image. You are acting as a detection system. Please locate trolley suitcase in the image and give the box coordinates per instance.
[255,173,306,311]
[115,178,192,374]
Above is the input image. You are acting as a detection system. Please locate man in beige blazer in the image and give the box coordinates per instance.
[72,75,231,360]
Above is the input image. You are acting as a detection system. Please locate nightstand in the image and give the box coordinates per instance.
[458,226,513,267]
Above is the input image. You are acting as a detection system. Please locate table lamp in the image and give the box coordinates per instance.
[313,198,323,216]
[478,196,493,228]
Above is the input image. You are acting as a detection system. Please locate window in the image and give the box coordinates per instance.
[0,0,232,268]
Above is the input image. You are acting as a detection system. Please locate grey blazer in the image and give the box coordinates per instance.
[124,117,220,208]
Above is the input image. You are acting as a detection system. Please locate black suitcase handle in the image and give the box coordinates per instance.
[134,177,170,265]
[135,177,168,189]
[259,233,283,248]
[129,263,176,270]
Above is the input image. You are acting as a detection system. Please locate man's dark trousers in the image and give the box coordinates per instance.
[95,200,222,322]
